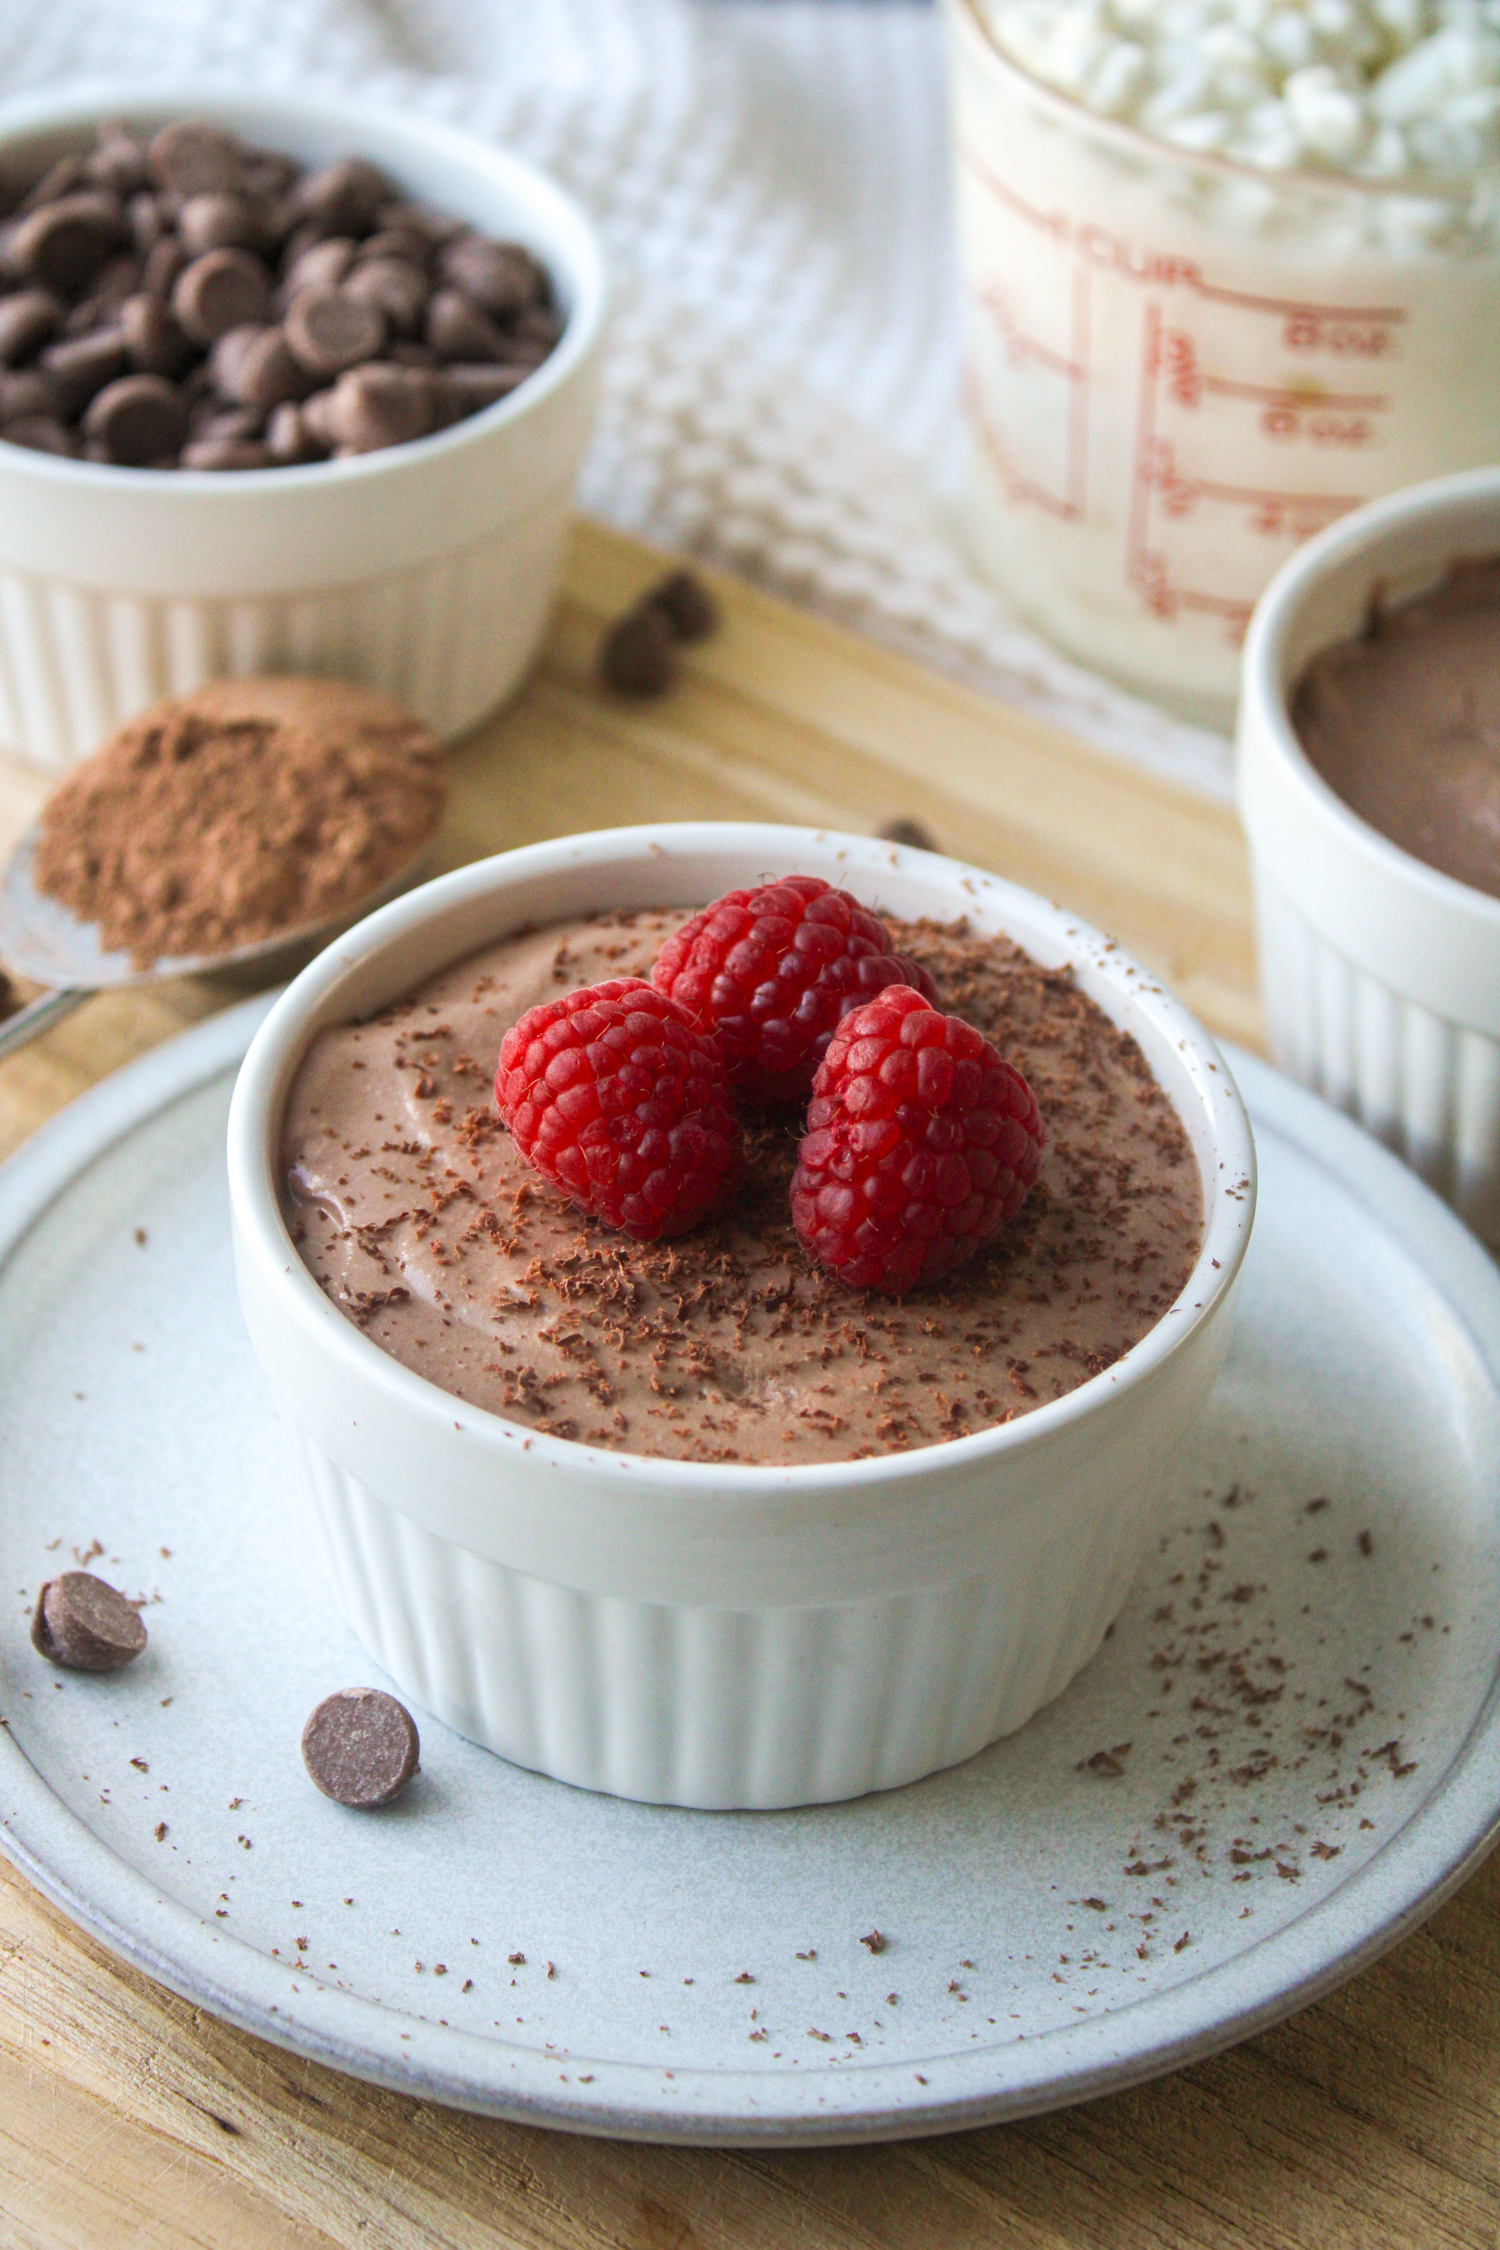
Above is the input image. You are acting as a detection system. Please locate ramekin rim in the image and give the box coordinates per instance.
[227,822,1256,1494]
[1238,465,1500,931]
[0,77,607,496]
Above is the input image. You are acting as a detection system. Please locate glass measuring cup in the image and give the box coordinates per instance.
[946,0,1500,726]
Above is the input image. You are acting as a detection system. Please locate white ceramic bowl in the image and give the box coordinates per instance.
[227,823,1255,1810]
[1238,467,1500,1248]
[0,83,606,769]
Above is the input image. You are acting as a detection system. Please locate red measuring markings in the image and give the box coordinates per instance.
[1127,303,1366,639]
[976,269,1090,519]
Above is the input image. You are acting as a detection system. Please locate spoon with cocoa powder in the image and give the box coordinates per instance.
[0,677,446,1061]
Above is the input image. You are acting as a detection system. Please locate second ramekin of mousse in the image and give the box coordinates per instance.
[0,84,605,770]
[228,823,1254,1811]
[1238,467,1500,1248]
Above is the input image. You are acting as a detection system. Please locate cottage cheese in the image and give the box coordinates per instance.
[980,0,1500,183]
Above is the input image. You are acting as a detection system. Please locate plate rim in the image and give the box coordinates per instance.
[1,1005,1498,2144]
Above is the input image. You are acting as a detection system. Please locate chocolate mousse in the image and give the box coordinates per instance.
[1292,555,1500,898]
[281,910,1203,1465]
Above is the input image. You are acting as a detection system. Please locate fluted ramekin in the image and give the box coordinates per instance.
[0,83,605,769]
[227,823,1254,1810]
[1238,468,1500,1247]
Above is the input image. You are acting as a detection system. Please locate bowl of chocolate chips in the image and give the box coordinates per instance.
[0,85,606,769]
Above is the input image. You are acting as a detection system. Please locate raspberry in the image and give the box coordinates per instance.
[791,986,1045,1295]
[651,874,940,1104]
[495,979,742,1241]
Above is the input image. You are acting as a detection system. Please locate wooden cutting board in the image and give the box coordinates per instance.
[0,520,1495,2250]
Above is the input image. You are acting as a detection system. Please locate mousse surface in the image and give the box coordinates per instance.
[1293,556,1500,898]
[281,909,1202,1464]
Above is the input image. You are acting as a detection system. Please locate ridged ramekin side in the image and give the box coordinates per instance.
[293,1434,1165,1811]
[1254,866,1500,1245]
[0,504,571,767]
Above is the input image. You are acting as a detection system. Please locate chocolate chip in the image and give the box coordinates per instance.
[1,414,77,456]
[298,387,340,449]
[325,361,437,452]
[178,191,265,258]
[121,291,194,377]
[0,288,63,365]
[127,190,167,255]
[172,248,272,345]
[9,194,127,294]
[180,435,272,471]
[64,254,141,334]
[190,403,264,443]
[877,818,938,851]
[343,256,427,337]
[147,119,245,198]
[0,367,56,420]
[301,1687,419,1808]
[601,602,677,694]
[41,328,128,416]
[438,235,541,320]
[434,362,530,420]
[648,568,719,644]
[31,1572,147,1672]
[141,236,186,299]
[18,155,87,214]
[292,158,389,236]
[277,235,355,305]
[266,399,327,463]
[210,321,309,409]
[357,226,433,272]
[425,287,508,364]
[284,288,385,379]
[84,134,149,198]
[83,372,188,465]
[378,197,464,246]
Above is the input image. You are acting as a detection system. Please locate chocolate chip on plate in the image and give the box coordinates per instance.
[31,1571,147,1671]
[82,372,189,465]
[601,600,678,695]
[284,287,385,379]
[648,567,719,645]
[876,817,938,851]
[301,1687,420,1808]
[171,247,273,345]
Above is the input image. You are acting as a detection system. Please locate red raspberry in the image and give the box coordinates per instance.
[495,979,742,1241]
[791,985,1044,1295]
[651,874,940,1104]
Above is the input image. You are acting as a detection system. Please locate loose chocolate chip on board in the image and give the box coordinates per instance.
[302,1688,420,1808]
[0,287,63,365]
[648,568,719,644]
[876,817,938,852]
[601,601,678,695]
[284,288,386,380]
[31,1572,147,1672]
[172,248,274,345]
[83,373,188,466]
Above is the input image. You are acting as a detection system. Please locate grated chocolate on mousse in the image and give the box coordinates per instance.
[280,909,1203,1464]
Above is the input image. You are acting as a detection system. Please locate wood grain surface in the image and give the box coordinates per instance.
[0,520,1495,2250]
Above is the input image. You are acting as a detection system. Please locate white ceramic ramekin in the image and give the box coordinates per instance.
[1238,467,1500,1247]
[0,84,605,769]
[227,823,1255,1810]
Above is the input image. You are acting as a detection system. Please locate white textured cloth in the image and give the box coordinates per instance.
[0,0,1232,796]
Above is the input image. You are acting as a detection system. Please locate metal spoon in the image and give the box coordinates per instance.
[0,822,437,1063]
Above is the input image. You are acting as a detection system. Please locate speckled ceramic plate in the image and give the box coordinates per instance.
[1,998,1498,2145]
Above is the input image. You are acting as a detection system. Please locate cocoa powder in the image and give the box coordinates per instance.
[34,675,445,967]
